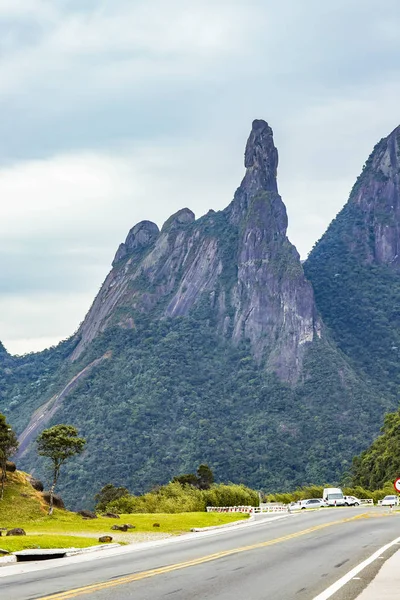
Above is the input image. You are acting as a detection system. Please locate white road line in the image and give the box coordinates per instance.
[313,535,400,600]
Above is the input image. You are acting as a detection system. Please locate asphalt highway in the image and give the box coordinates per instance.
[1,507,399,600]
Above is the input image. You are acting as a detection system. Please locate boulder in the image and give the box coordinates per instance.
[111,525,128,532]
[27,476,44,492]
[5,461,16,473]
[77,510,97,519]
[102,512,120,519]
[6,528,26,536]
[41,492,65,509]
[152,523,160,528]
[99,536,113,543]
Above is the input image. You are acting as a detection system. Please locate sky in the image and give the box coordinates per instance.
[1,0,400,355]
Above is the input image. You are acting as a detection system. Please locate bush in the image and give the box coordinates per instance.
[106,482,259,514]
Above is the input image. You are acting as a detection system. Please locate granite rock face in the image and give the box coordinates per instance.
[71,120,321,382]
[342,125,400,266]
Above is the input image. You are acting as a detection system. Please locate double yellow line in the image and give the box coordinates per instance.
[38,513,368,599]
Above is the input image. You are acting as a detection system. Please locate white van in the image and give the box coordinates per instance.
[323,487,346,506]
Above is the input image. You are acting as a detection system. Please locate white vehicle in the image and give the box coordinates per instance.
[298,498,327,509]
[381,495,399,506]
[343,495,361,506]
[323,487,346,506]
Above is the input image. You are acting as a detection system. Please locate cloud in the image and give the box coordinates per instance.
[0,136,242,352]
[1,0,400,353]
[0,292,93,355]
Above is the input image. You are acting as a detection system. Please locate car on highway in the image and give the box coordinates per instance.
[343,495,361,506]
[381,495,399,506]
[298,498,327,509]
[323,487,346,506]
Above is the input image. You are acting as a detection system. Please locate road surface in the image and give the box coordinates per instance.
[1,507,399,600]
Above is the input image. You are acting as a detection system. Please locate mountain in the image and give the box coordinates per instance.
[71,120,320,384]
[0,120,387,509]
[304,125,400,396]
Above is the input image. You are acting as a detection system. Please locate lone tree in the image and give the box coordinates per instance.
[171,464,215,490]
[95,483,130,512]
[197,464,214,490]
[37,424,86,515]
[0,414,19,500]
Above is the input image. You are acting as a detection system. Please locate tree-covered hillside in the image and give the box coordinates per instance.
[305,125,400,401]
[304,202,400,398]
[352,408,400,489]
[2,121,398,509]
[0,311,384,509]
[0,338,79,433]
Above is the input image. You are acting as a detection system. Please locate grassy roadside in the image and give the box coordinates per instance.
[0,471,248,554]
[0,535,102,553]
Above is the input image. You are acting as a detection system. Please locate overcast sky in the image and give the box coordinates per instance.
[1,0,399,355]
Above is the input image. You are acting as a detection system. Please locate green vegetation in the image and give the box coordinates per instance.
[95,483,129,512]
[173,464,214,490]
[105,481,259,514]
[0,469,247,554]
[352,409,400,490]
[0,413,18,498]
[37,424,86,514]
[0,535,102,554]
[305,207,400,398]
[1,309,385,509]
[0,470,48,522]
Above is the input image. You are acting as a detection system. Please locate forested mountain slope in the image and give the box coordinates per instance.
[0,121,388,508]
[304,124,400,397]
[352,407,400,490]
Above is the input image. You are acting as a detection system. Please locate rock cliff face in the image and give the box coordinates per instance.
[341,125,400,266]
[71,120,321,382]
[304,123,400,393]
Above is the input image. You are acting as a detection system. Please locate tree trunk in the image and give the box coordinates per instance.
[48,463,60,515]
[0,458,6,500]
[48,482,55,515]
[48,475,58,516]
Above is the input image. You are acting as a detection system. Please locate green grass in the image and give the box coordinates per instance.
[3,511,248,534]
[1,471,48,522]
[0,535,101,554]
[0,471,248,554]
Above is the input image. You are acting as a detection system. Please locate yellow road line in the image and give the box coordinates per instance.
[37,513,371,600]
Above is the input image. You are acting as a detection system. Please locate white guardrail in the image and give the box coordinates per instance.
[206,499,375,513]
[206,504,288,514]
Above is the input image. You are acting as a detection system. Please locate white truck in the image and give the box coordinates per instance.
[323,487,346,506]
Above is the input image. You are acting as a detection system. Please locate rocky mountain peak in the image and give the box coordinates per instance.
[72,119,321,381]
[346,123,400,266]
[243,119,278,195]
[113,220,159,266]
[161,208,195,232]
[227,120,280,225]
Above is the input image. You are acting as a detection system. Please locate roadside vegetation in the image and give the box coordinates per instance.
[266,483,396,504]
[98,466,258,514]
[0,469,248,555]
[104,481,258,514]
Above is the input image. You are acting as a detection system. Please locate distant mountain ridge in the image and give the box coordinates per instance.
[304,124,400,394]
[0,120,396,508]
